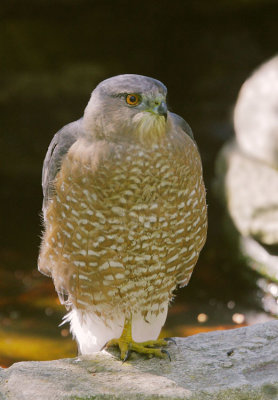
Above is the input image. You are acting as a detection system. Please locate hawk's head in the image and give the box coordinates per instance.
[83,74,168,145]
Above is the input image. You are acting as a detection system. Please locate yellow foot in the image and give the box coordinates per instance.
[106,337,173,361]
[104,317,175,361]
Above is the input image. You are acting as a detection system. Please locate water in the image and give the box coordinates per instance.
[1,0,277,367]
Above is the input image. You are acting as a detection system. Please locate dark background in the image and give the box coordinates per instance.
[1,0,277,366]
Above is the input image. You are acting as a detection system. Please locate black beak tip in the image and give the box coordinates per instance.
[158,102,168,119]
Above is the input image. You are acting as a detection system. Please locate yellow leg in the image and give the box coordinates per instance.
[105,317,173,361]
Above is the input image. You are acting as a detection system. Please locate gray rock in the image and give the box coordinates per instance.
[214,56,278,285]
[234,56,278,169]
[240,237,278,283]
[215,140,278,246]
[1,321,278,399]
[215,139,278,284]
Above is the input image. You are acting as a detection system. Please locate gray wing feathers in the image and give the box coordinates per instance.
[170,112,194,140]
[42,118,83,216]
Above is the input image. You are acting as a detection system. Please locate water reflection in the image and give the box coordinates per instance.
[1,264,272,368]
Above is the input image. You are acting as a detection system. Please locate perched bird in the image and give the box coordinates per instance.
[39,74,207,360]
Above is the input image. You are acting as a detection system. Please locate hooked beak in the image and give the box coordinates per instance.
[147,100,167,119]
[156,101,168,119]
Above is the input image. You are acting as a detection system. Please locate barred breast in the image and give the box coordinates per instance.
[39,132,207,325]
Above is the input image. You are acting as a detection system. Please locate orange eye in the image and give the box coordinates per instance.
[126,94,140,106]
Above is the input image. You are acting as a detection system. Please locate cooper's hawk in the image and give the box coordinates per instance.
[39,74,207,360]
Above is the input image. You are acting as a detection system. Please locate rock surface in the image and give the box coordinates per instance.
[233,55,278,169]
[215,140,278,246]
[1,321,278,399]
[214,56,278,286]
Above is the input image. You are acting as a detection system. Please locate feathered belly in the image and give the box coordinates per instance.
[39,142,207,321]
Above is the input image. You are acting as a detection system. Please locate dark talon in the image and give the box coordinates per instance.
[100,341,109,351]
[164,337,177,346]
[161,349,171,361]
[122,349,131,363]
